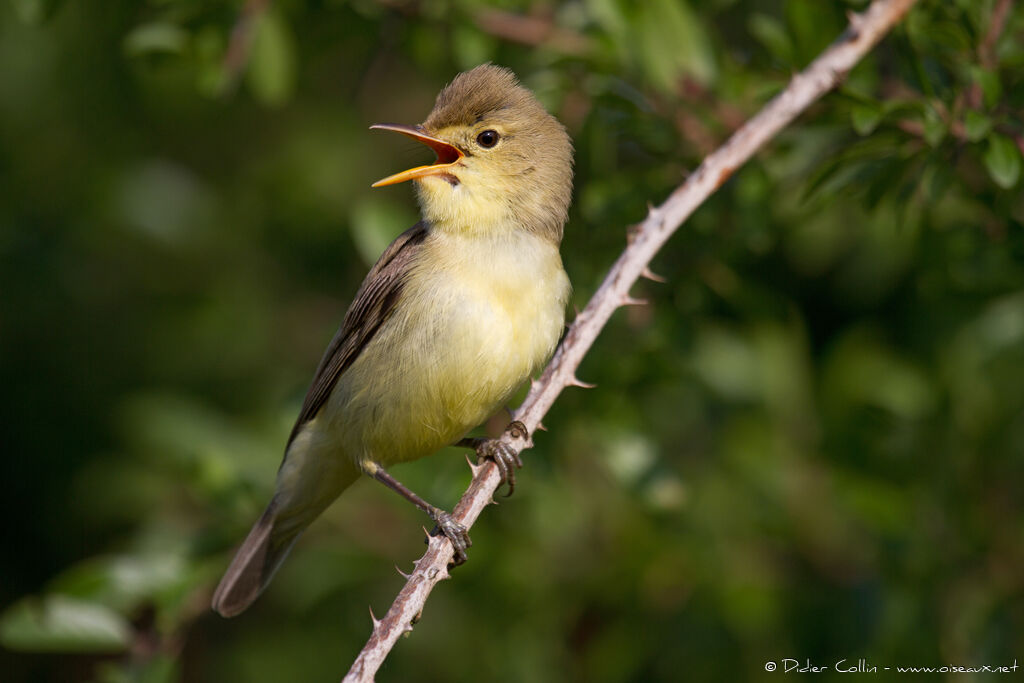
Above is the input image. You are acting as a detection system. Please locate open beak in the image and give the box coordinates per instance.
[370,123,465,187]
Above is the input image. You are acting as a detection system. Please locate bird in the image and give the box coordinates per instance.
[212,64,573,618]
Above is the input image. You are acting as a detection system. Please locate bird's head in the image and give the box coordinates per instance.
[371,64,573,244]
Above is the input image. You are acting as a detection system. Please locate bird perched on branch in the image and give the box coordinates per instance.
[212,64,573,617]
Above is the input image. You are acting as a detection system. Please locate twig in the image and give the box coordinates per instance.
[979,0,1012,68]
[897,116,968,142]
[473,8,592,55]
[341,0,919,680]
[967,0,1013,109]
[221,0,272,95]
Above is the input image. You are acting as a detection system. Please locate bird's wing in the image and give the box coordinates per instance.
[284,222,428,448]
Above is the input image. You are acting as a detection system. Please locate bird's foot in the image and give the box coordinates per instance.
[461,420,527,497]
[365,460,472,566]
[429,508,471,566]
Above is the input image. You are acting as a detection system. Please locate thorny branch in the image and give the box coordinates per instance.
[342,0,919,680]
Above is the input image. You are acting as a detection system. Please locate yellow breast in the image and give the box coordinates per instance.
[322,226,570,465]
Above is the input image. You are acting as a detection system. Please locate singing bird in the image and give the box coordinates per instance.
[212,65,573,617]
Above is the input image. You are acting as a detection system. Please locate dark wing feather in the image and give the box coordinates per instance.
[285,222,428,448]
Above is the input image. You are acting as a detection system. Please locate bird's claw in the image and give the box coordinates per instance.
[475,420,527,497]
[430,508,471,566]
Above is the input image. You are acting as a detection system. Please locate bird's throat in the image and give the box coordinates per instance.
[415,176,559,244]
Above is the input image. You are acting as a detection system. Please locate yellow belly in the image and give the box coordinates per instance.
[320,228,569,465]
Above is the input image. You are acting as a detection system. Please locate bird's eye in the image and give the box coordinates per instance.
[476,130,500,148]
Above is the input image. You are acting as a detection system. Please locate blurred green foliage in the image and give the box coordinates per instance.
[2,0,1023,681]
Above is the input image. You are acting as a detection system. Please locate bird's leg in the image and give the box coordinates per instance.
[456,420,528,497]
[360,460,471,565]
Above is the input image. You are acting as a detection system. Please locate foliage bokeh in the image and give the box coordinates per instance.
[2,0,1023,681]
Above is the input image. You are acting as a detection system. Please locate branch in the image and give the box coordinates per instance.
[473,8,593,56]
[979,0,1012,69]
[342,0,919,679]
[221,0,272,96]
[967,0,1013,109]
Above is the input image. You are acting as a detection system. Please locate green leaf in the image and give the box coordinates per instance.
[926,19,972,52]
[123,22,189,57]
[983,134,1021,189]
[48,552,188,613]
[963,110,992,142]
[246,11,297,106]
[691,325,759,400]
[851,103,882,136]
[635,0,716,91]
[922,111,946,147]
[453,24,497,71]
[823,332,936,419]
[10,0,62,24]
[802,132,906,200]
[586,0,629,46]
[785,0,837,63]
[194,25,229,97]
[972,67,1002,109]
[921,161,953,201]
[748,13,794,64]
[0,596,130,653]
[864,156,915,209]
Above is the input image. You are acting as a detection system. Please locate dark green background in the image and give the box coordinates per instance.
[2,0,1023,681]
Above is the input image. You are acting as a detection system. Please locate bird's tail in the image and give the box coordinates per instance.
[212,459,359,617]
[211,496,299,618]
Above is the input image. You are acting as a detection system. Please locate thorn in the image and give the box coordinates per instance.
[627,223,642,244]
[396,564,411,580]
[466,453,484,474]
[535,421,547,432]
[437,566,451,581]
[422,526,432,541]
[845,9,865,32]
[646,203,664,226]
[640,266,667,283]
[369,606,381,630]
[569,376,597,389]
[403,622,415,635]
[621,295,648,307]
